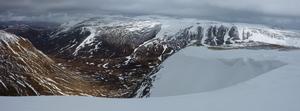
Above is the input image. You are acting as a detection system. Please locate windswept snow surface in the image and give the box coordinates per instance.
[150,47,300,97]
[2,47,300,111]
[151,54,286,96]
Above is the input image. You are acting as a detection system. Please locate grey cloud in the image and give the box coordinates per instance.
[1,0,299,16]
[0,0,300,29]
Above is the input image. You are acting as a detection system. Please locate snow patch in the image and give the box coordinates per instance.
[73,27,97,55]
[0,30,19,43]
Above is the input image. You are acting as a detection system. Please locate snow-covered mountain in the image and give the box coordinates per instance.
[1,15,300,98]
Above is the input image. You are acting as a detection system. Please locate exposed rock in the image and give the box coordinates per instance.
[216,25,228,45]
[229,26,240,40]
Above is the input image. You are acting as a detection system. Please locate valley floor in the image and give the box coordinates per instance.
[1,47,300,111]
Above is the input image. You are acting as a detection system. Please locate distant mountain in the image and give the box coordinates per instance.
[49,17,161,58]
[0,21,58,51]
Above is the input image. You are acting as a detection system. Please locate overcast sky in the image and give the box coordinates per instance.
[1,0,300,29]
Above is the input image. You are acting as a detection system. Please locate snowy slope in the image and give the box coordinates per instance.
[150,54,286,96]
[150,47,300,96]
[0,30,19,44]
[2,47,300,111]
